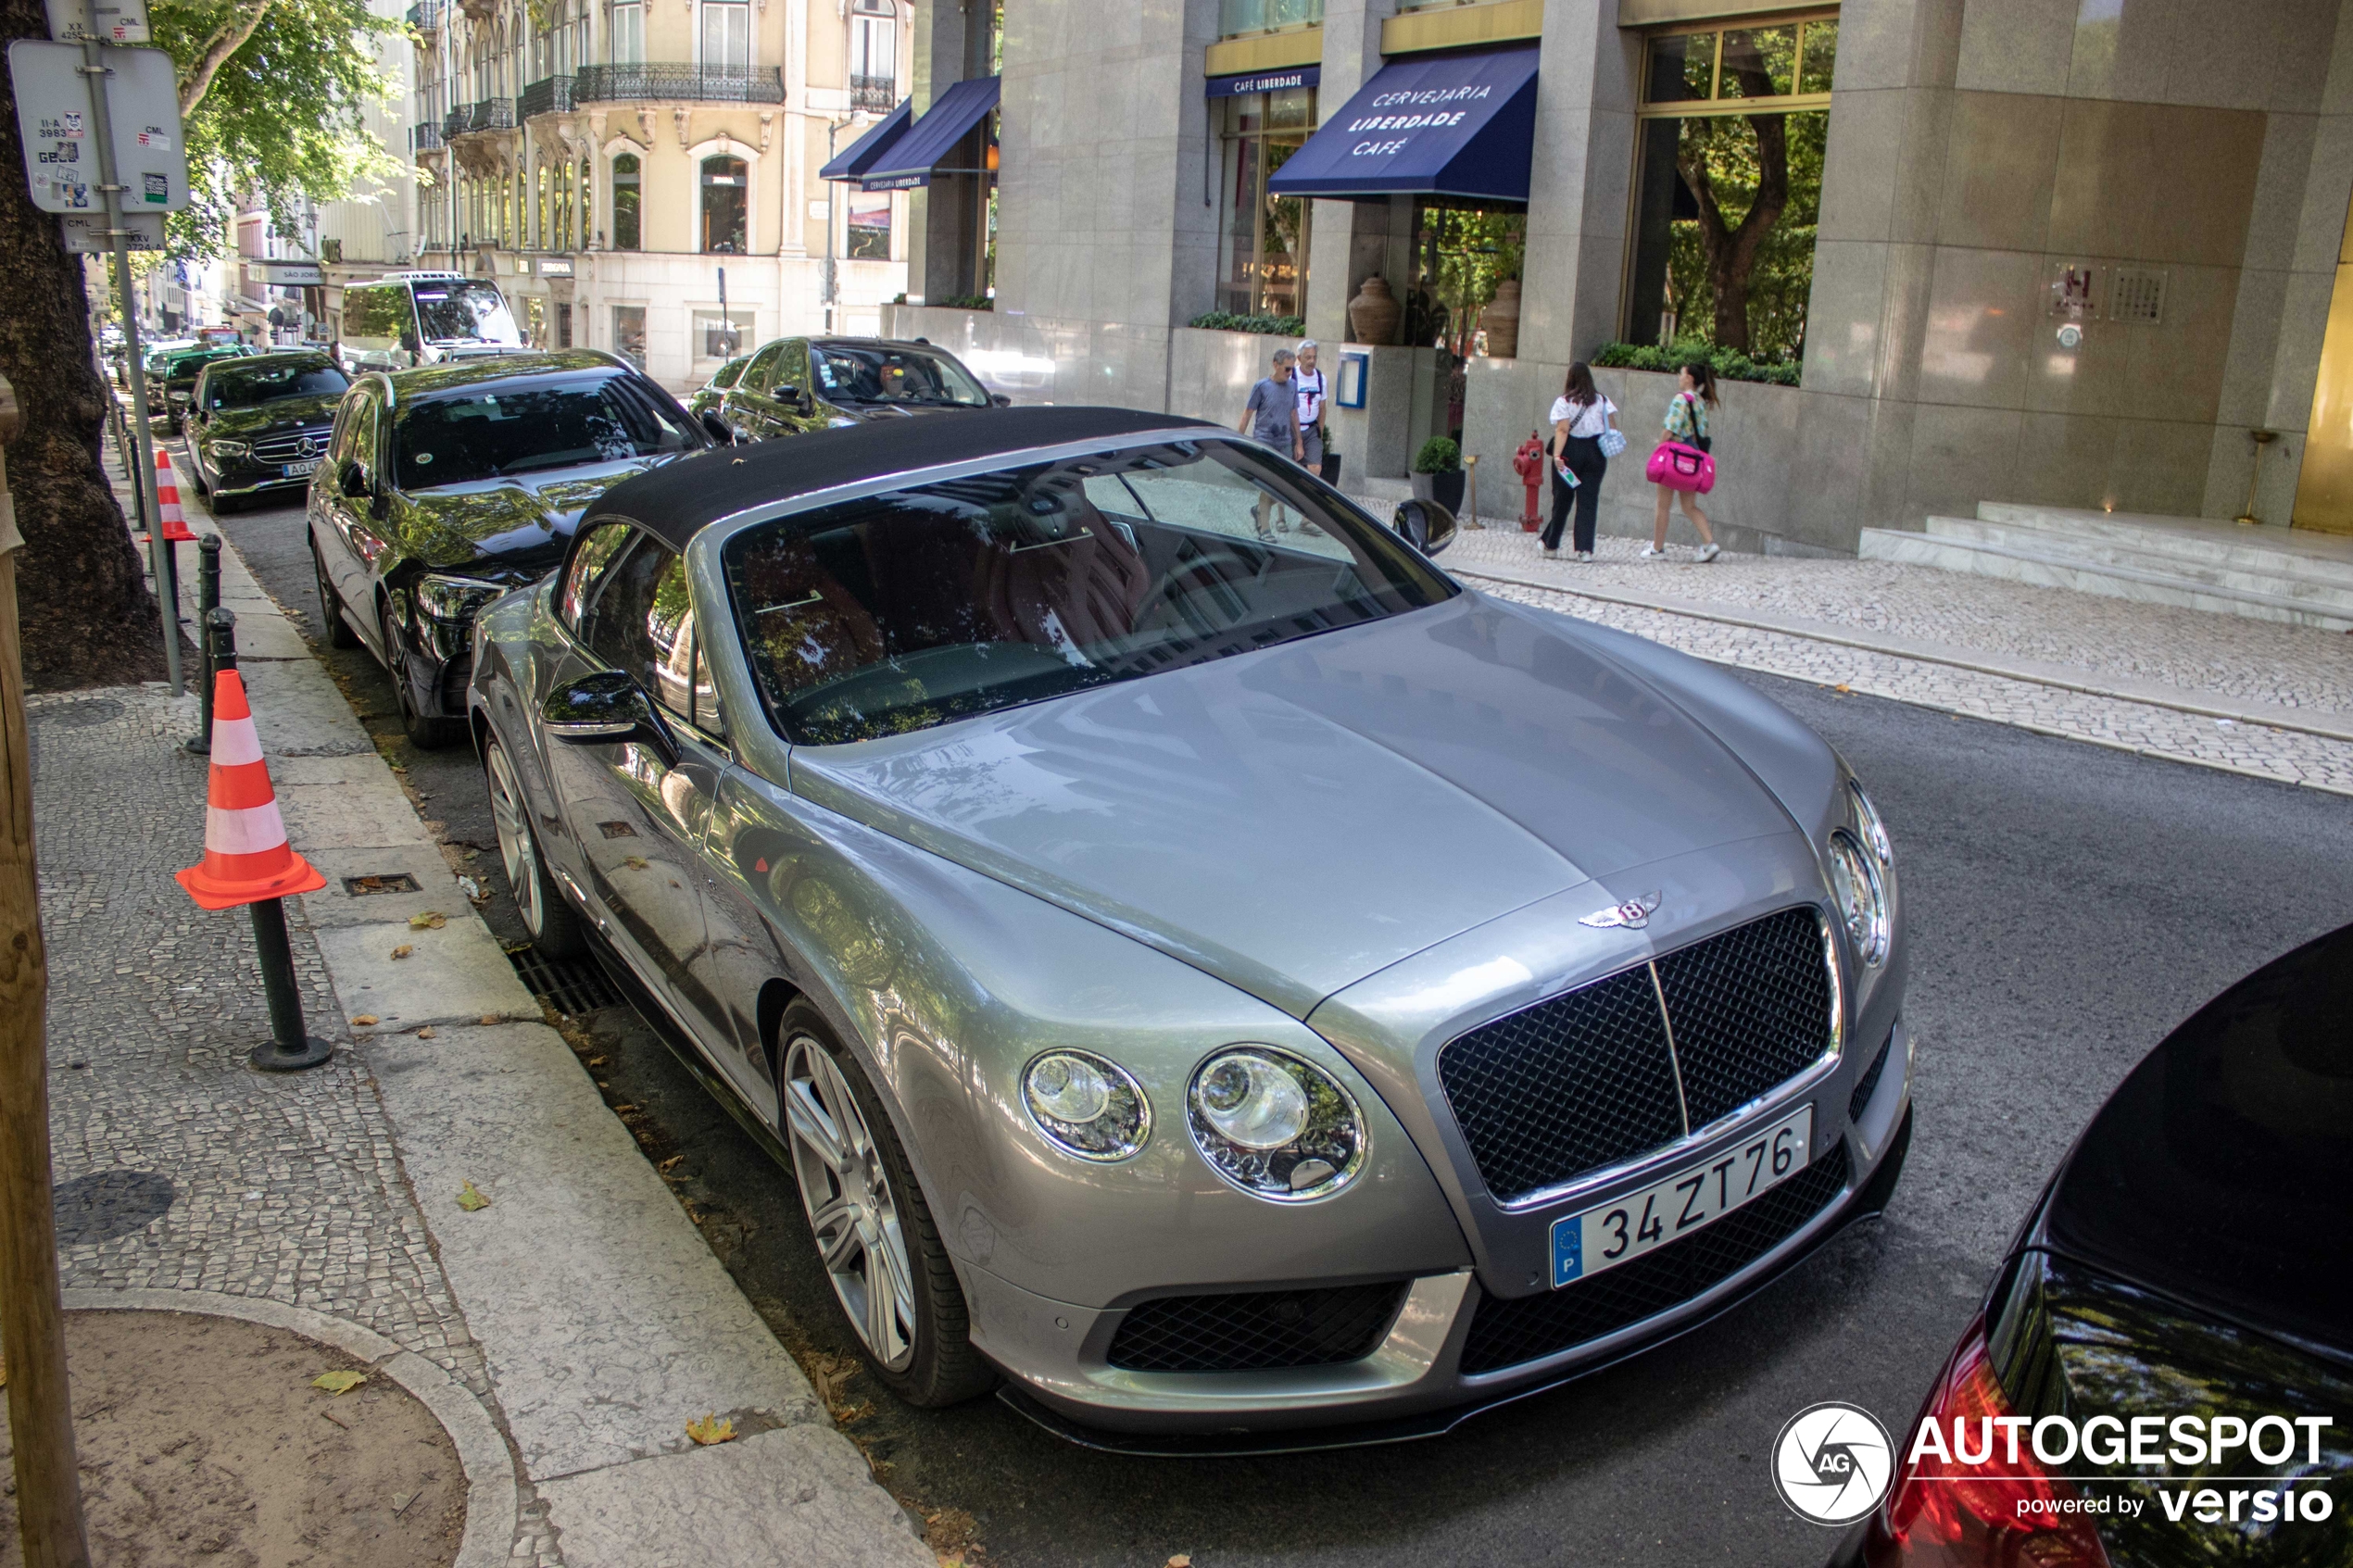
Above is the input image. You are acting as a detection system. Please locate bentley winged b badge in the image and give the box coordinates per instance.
[1579,891,1664,931]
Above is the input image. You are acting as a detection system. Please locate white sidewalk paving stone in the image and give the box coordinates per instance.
[316,921,540,1028]
[361,1022,832,1480]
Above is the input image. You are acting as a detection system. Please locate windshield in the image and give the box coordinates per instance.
[393,372,698,488]
[724,438,1456,745]
[811,345,989,408]
[208,359,347,409]
[167,351,243,385]
[409,282,522,347]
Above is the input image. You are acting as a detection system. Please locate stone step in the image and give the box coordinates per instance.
[1973,502,2353,589]
[1856,527,2353,633]
[1919,516,2353,607]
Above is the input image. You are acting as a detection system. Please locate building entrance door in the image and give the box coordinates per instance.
[2293,202,2353,533]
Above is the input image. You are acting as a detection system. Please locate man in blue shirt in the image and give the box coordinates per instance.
[1238,348,1302,460]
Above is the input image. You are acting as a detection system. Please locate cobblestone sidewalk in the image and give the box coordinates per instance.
[1437,528,2353,797]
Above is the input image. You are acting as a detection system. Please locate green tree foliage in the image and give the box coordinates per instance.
[1419,207,1523,357]
[1666,107,1824,360]
[149,0,398,256]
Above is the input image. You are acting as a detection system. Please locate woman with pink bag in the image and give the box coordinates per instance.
[1643,361,1722,562]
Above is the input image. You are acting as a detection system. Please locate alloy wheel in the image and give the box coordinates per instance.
[484,740,545,939]
[783,1035,917,1371]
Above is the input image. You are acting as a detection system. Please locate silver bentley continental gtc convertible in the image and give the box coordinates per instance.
[467,406,1911,1448]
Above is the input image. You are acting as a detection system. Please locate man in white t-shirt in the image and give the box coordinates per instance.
[1293,340,1327,474]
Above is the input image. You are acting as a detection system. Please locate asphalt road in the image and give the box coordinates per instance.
[196,471,2353,1567]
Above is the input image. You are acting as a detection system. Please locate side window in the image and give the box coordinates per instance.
[645,555,695,720]
[559,522,633,629]
[739,342,783,395]
[577,534,678,696]
[777,341,811,400]
[333,390,379,476]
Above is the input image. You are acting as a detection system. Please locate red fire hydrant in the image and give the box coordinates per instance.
[1511,432,1546,532]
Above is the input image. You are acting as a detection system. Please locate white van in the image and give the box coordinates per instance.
[338,272,528,373]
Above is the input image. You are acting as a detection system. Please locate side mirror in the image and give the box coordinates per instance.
[989,393,1013,408]
[542,669,678,767]
[774,383,801,404]
[1392,499,1457,558]
[337,459,369,499]
[699,409,734,445]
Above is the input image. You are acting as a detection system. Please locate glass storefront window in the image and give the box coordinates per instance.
[695,309,753,360]
[1217,0,1319,35]
[701,156,748,254]
[611,154,640,250]
[1214,86,1314,320]
[1624,11,1835,364]
[611,305,647,369]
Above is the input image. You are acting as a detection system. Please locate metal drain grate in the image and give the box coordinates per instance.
[507,945,625,1015]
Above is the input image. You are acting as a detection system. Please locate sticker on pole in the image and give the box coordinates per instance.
[45,0,150,43]
[8,40,188,214]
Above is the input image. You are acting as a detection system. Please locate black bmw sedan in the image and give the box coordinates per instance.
[712,335,1005,443]
[1835,922,2352,1567]
[184,351,349,512]
[309,349,711,747]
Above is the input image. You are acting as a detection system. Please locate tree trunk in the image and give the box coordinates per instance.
[0,0,168,693]
[1677,109,1792,356]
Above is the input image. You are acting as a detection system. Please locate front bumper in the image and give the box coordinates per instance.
[205,459,317,501]
[973,1025,1914,1449]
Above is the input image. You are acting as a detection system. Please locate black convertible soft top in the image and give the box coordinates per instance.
[594,404,1221,550]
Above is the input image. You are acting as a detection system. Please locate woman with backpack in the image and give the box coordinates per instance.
[1542,362,1618,560]
[1647,361,1722,563]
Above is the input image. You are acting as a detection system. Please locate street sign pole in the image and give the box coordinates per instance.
[75,10,178,695]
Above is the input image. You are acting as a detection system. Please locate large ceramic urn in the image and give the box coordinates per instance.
[1347,277,1402,346]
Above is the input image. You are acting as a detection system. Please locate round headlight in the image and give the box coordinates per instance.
[1828,831,1889,968]
[1849,780,1893,867]
[1186,1047,1365,1201]
[1022,1050,1150,1161]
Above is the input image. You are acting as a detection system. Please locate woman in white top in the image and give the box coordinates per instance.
[1543,362,1617,560]
[1293,340,1328,475]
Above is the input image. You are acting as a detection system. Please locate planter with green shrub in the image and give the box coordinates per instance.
[1591,340,1801,387]
[1188,311,1307,337]
[1411,436,1466,511]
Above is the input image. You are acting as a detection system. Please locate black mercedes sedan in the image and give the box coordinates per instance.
[1835,922,2351,1567]
[184,351,350,512]
[712,335,1005,444]
[309,349,711,746]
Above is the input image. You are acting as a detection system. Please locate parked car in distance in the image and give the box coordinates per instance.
[310,349,711,747]
[340,271,529,374]
[151,345,253,431]
[1834,922,2352,1568]
[195,324,245,348]
[711,335,1006,444]
[468,406,1910,1443]
[183,351,350,512]
[687,354,750,425]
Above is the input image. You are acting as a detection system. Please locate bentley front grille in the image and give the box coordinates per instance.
[1105,1282,1410,1374]
[1437,907,1834,1203]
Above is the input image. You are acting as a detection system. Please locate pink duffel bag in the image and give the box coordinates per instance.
[1646,440,1715,493]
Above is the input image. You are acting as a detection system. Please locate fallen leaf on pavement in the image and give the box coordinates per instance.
[415,1027,436,1040]
[457,1181,490,1211]
[408,911,447,930]
[350,1015,379,1026]
[390,945,413,960]
[480,1013,499,1025]
[686,1412,736,1446]
[658,1155,684,1173]
[1168,1557,1192,1567]
[587,1056,607,1066]
[623,855,649,871]
[311,1370,367,1395]
[1833,684,1853,695]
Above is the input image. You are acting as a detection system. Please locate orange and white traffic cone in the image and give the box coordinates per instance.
[177,659,334,1071]
[175,667,325,909]
[154,447,196,543]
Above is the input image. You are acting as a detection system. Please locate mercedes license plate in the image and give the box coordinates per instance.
[1552,1105,1814,1287]
[282,459,321,478]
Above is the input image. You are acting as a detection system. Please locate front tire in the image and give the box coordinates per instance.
[778,1001,994,1407]
[382,601,465,749]
[484,732,583,958]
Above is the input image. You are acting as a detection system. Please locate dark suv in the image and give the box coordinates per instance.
[148,344,251,430]
[308,350,712,746]
[712,335,1005,443]
[185,352,350,511]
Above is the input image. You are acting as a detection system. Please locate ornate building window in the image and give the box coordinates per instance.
[610,153,640,249]
[610,0,643,66]
[701,155,747,254]
[699,0,749,76]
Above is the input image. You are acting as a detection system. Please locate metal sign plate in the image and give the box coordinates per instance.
[8,41,187,214]
[60,210,165,252]
[45,0,150,44]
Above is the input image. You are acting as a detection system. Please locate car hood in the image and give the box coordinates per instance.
[789,593,1801,1020]
[202,394,342,441]
[829,400,983,420]
[394,458,671,576]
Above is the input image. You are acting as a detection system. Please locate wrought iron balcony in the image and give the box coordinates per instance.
[444,107,467,139]
[411,122,444,152]
[519,75,575,119]
[573,64,785,104]
[405,2,442,34]
[849,72,896,112]
[461,98,516,132]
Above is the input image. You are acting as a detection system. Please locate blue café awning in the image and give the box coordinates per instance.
[818,98,912,182]
[1266,46,1538,203]
[859,76,1000,192]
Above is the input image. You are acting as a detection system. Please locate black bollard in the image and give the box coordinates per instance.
[207,609,333,1073]
[184,536,222,755]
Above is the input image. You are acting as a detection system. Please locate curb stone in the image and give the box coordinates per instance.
[62,1286,520,1568]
